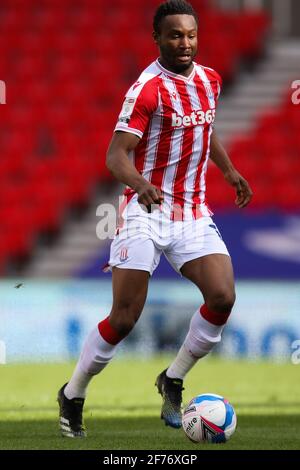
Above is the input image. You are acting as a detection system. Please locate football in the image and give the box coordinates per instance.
[182,393,237,443]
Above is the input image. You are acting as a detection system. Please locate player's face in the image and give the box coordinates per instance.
[153,14,198,76]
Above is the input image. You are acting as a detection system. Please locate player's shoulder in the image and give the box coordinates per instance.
[127,61,162,98]
[194,62,223,85]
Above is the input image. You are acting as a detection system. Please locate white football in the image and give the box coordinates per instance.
[182,393,237,443]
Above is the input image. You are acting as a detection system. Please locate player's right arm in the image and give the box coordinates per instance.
[106,131,163,206]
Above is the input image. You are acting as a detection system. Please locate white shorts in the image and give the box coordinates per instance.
[108,196,229,276]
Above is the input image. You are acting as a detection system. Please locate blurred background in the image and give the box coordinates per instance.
[0,0,300,365]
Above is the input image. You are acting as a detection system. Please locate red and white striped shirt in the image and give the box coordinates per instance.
[115,59,222,220]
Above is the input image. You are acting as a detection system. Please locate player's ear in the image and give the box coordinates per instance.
[152,31,160,45]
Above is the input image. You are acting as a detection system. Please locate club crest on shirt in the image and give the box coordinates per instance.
[119,97,136,124]
[203,81,215,107]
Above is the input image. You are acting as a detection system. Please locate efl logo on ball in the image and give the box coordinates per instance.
[182,393,237,443]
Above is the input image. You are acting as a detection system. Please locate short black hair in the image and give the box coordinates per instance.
[153,0,198,34]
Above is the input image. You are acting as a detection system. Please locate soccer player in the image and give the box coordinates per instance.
[58,0,252,437]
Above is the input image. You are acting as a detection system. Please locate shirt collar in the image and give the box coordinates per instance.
[156,58,196,82]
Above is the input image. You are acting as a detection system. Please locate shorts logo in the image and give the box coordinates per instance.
[172,109,216,127]
[120,247,128,261]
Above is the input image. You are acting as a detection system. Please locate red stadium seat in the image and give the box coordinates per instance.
[228,91,300,212]
[0,202,35,259]
[236,11,270,58]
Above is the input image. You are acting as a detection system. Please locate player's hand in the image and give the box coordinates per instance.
[135,181,164,211]
[224,169,253,208]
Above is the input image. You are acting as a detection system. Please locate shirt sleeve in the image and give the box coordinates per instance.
[214,71,222,100]
[202,66,222,103]
[114,79,158,139]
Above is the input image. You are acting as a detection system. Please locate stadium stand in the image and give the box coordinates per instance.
[207,92,300,211]
[0,0,275,273]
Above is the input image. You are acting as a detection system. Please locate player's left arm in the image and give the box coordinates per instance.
[209,130,253,208]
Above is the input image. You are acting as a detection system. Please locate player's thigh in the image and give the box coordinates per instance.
[181,254,235,302]
[111,267,150,318]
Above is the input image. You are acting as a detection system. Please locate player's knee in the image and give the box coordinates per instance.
[207,290,236,315]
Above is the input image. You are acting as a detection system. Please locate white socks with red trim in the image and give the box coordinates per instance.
[64,307,231,397]
[64,319,122,399]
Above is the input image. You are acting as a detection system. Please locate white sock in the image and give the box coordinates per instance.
[64,362,93,399]
[167,309,225,380]
[64,326,117,399]
[167,344,198,380]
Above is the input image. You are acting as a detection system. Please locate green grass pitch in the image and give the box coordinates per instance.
[0,356,300,450]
